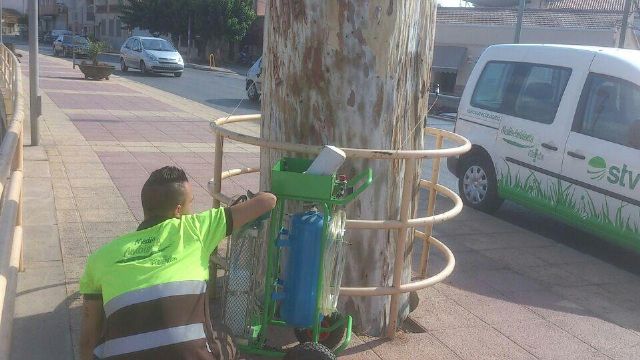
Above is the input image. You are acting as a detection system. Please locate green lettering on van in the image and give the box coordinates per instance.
[589,156,639,190]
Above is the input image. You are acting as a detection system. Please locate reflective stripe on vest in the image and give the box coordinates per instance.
[103,280,207,317]
[94,323,207,358]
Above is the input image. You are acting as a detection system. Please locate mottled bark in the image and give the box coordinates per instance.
[260,0,436,335]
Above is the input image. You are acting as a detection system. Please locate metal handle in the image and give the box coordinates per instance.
[541,142,558,151]
[334,168,373,205]
[567,151,585,160]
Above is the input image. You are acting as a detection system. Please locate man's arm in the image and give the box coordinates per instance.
[229,192,277,230]
[80,298,104,360]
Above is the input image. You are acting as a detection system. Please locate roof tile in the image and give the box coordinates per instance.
[437,8,623,30]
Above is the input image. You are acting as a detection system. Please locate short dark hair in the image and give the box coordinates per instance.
[141,166,189,217]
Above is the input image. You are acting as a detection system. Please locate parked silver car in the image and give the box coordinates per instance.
[119,36,184,77]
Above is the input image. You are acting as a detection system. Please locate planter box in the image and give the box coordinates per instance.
[78,63,115,80]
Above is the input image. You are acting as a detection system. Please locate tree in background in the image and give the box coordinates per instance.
[120,0,256,60]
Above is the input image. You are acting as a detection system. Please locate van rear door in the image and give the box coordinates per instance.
[561,70,640,250]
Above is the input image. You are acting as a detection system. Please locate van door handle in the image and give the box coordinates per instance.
[541,143,558,151]
[567,151,586,160]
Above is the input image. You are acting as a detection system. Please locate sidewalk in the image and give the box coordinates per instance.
[11,50,640,360]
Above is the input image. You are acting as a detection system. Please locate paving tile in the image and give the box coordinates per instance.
[23,199,57,226]
[494,320,606,360]
[330,335,381,360]
[60,234,90,258]
[471,269,547,296]
[480,248,548,269]
[79,207,136,223]
[547,312,640,359]
[72,186,121,199]
[557,260,639,285]
[431,324,536,360]
[53,196,76,210]
[24,160,51,178]
[526,244,594,265]
[82,221,139,239]
[68,176,115,188]
[365,332,461,360]
[74,196,128,210]
[411,287,485,331]
[57,209,82,223]
[550,285,640,327]
[12,261,74,360]
[450,290,544,326]
[507,289,592,321]
[513,264,592,287]
[23,177,54,199]
[23,225,62,262]
[62,255,88,281]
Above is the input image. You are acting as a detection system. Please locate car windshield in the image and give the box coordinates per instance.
[62,35,72,43]
[141,39,174,52]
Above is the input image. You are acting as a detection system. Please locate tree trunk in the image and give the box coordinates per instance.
[260,0,436,336]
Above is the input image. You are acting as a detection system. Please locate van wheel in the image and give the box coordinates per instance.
[140,60,148,74]
[120,58,128,72]
[458,154,503,213]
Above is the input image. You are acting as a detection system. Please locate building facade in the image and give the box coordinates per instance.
[435,0,637,95]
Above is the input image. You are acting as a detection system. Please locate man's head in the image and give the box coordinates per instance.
[141,166,193,220]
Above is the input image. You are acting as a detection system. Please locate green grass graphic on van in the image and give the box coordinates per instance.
[588,156,607,181]
[498,162,639,251]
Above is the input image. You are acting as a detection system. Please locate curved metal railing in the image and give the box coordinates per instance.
[0,43,25,358]
[209,114,470,337]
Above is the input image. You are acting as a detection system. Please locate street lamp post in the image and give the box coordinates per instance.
[514,0,526,43]
[28,0,40,146]
[619,0,633,48]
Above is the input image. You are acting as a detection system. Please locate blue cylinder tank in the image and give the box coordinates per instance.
[280,210,324,327]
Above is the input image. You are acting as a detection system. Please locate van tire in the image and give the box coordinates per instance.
[458,154,503,213]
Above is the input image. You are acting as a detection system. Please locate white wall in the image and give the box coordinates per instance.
[435,24,619,93]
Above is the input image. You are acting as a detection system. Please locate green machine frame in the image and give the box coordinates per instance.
[237,157,372,357]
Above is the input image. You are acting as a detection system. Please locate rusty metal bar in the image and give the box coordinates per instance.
[419,134,444,277]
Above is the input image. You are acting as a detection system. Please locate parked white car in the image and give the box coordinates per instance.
[119,36,184,77]
[448,44,640,251]
[246,56,262,102]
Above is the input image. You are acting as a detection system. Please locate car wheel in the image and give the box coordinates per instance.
[120,58,128,72]
[458,153,503,213]
[140,60,148,74]
[247,82,259,102]
[173,72,182,78]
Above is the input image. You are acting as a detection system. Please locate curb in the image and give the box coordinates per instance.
[184,63,242,75]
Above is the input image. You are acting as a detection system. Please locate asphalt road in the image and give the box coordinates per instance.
[21,42,640,273]
[29,43,260,116]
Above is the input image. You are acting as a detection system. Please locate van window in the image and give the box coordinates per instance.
[573,74,640,150]
[471,61,571,124]
[470,62,514,112]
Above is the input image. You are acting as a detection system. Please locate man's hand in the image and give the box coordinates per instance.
[230,192,277,230]
[80,298,104,360]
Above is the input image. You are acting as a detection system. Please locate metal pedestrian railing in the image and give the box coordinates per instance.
[0,43,25,360]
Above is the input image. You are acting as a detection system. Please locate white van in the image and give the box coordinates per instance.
[448,44,640,251]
